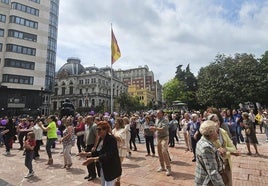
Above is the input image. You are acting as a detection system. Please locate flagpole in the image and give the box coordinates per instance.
[110,24,113,114]
[110,24,121,114]
[110,60,113,114]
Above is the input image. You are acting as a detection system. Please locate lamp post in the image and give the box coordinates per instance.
[40,87,44,115]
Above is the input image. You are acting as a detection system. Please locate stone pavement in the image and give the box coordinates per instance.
[0,129,267,186]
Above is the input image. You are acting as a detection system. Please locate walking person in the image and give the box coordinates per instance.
[38,115,58,165]
[1,117,16,156]
[168,114,178,147]
[123,116,131,158]
[83,115,98,181]
[143,115,155,156]
[255,110,264,134]
[75,116,86,153]
[129,116,137,151]
[112,117,127,186]
[59,116,75,169]
[234,110,244,144]
[33,118,44,159]
[180,113,191,151]
[241,112,259,155]
[262,111,268,142]
[150,110,171,176]
[135,115,141,143]
[17,118,30,150]
[24,132,36,178]
[187,114,201,162]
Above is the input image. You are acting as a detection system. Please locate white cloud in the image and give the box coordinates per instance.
[56,0,268,84]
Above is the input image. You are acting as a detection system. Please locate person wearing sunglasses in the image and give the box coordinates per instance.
[82,121,121,186]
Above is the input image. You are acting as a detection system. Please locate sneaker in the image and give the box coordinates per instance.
[151,154,155,157]
[157,167,166,172]
[166,169,171,176]
[145,154,150,156]
[3,151,11,156]
[24,172,34,178]
[266,139,268,142]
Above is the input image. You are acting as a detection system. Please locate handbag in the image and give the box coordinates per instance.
[245,128,251,135]
[76,131,85,136]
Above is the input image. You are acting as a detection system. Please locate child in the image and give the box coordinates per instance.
[24,132,36,178]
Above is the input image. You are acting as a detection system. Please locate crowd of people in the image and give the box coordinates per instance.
[0,107,268,185]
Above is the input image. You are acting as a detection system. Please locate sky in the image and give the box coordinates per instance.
[56,0,268,85]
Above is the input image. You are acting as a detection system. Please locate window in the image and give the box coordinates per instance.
[3,74,34,84]
[29,0,40,4]
[54,88,58,96]
[8,29,37,42]
[1,0,9,4]
[6,44,36,56]
[61,87,65,95]
[69,87,73,95]
[11,2,39,16]
[0,28,4,37]
[0,43,2,52]
[9,16,38,29]
[4,58,35,70]
[0,14,6,23]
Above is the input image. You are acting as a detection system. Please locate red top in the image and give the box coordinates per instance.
[75,122,85,133]
[25,139,36,152]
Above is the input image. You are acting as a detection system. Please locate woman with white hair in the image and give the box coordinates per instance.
[208,114,236,186]
[195,120,225,186]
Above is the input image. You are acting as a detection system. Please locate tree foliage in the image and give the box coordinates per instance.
[163,78,181,106]
[116,92,144,113]
[196,52,268,108]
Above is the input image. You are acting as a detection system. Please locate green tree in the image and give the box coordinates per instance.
[116,92,144,113]
[163,78,181,106]
[174,64,198,109]
[196,53,267,108]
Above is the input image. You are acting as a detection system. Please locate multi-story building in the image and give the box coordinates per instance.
[128,84,154,106]
[0,0,59,116]
[51,57,128,114]
[114,65,162,107]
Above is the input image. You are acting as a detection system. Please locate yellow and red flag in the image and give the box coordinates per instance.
[111,28,121,64]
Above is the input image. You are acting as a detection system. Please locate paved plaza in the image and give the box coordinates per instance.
[0,129,268,186]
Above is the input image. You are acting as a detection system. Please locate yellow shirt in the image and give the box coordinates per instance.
[47,121,57,139]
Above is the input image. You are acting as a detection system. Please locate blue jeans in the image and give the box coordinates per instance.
[236,126,244,143]
[46,138,57,158]
[25,151,34,173]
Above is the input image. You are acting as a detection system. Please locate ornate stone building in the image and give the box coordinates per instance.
[51,57,127,113]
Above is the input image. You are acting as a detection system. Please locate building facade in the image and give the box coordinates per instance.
[51,57,128,114]
[114,65,162,107]
[0,0,59,116]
